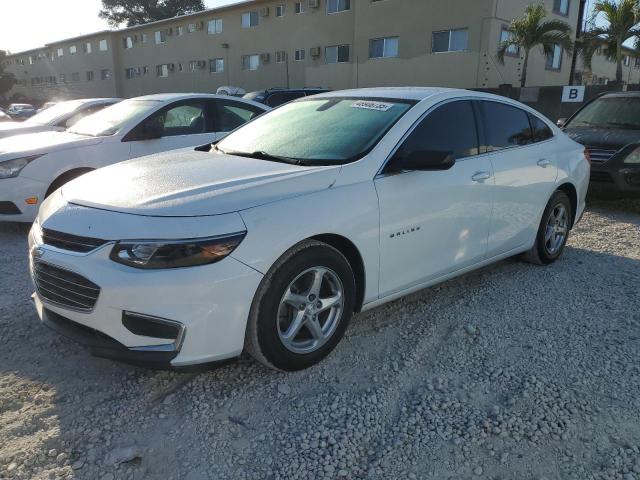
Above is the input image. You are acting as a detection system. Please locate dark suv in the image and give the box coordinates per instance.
[243,88,329,108]
[560,91,640,195]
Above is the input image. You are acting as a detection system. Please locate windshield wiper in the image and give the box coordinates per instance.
[221,149,303,165]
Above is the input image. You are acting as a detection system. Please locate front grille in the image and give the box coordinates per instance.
[42,228,108,253]
[586,147,618,164]
[0,201,21,215]
[590,171,614,183]
[32,260,100,312]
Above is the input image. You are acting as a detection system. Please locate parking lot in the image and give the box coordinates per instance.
[0,197,638,480]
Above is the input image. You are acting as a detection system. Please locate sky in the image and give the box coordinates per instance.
[0,0,238,54]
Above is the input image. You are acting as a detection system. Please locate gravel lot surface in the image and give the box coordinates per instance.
[1,198,639,480]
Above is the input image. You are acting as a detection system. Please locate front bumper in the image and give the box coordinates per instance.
[0,176,47,222]
[590,162,640,194]
[28,226,264,367]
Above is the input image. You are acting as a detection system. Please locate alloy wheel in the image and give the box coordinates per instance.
[544,204,569,255]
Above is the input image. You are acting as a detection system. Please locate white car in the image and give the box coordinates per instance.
[0,98,121,140]
[28,88,590,371]
[0,94,268,221]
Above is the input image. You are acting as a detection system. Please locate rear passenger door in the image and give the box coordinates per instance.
[479,101,558,256]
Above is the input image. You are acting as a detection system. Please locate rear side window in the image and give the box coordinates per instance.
[481,101,532,151]
[396,100,479,160]
[528,113,553,142]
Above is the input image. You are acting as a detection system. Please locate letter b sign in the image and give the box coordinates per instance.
[562,86,585,103]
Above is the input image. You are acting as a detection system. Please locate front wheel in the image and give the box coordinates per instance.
[244,240,356,371]
[522,190,572,265]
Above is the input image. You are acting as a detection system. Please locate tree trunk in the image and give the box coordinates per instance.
[521,49,530,88]
[616,43,623,83]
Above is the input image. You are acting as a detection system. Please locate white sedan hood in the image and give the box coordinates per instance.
[0,131,102,158]
[62,150,341,217]
[0,122,54,139]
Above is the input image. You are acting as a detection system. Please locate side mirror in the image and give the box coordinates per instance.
[390,150,456,172]
[556,118,567,128]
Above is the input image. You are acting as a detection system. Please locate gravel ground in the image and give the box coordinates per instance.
[0,198,639,480]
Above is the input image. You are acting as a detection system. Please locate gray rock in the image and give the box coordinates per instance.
[105,446,144,466]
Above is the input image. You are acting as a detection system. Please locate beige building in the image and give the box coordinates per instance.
[3,0,581,102]
[574,44,640,86]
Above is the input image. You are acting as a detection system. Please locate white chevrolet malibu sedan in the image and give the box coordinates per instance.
[28,88,590,371]
[0,93,268,221]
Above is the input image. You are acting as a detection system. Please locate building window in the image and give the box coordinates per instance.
[142,33,148,43]
[143,65,149,75]
[86,71,94,81]
[635,57,640,69]
[69,45,77,55]
[123,36,134,49]
[432,28,468,53]
[295,48,306,61]
[188,23,197,33]
[327,0,350,13]
[553,0,570,16]
[210,58,224,73]
[546,44,563,70]
[325,44,350,63]
[84,42,92,54]
[369,37,399,58]
[189,60,206,71]
[71,72,80,82]
[101,69,112,80]
[499,27,520,56]
[208,18,223,34]
[295,2,304,13]
[276,4,285,16]
[28,56,33,65]
[176,26,184,36]
[241,11,259,27]
[156,64,169,77]
[59,74,66,83]
[155,30,166,44]
[242,54,260,70]
[57,48,64,57]
[624,55,630,66]
[275,51,287,63]
[99,39,108,51]
[125,67,138,79]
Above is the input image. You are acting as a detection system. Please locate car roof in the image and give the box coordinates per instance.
[600,91,640,98]
[129,93,269,109]
[312,87,468,101]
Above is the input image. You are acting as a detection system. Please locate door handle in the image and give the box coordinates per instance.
[471,171,492,182]
[537,159,552,168]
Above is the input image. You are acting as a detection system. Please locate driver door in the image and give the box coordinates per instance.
[127,100,218,158]
[374,100,494,296]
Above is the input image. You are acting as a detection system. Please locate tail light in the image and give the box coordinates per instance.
[584,148,592,165]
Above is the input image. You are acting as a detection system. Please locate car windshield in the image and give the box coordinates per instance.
[217,97,416,165]
[25,100,86,125]
[68,100,161,137]
[568,96,640,130]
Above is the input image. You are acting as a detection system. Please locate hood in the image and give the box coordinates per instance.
[0,123,53,139]
[62,150,341,217]
[0,131,103,158]
[563,126,640,150]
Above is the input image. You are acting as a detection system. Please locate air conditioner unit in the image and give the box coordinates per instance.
[310,46,321,57]
[309,0,320,8]
[260,6,270,17]
[261,53,271,63]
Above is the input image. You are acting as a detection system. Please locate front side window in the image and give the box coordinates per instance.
[327,0,350,13]
[242,11,259,27]
[370,37,399,59]
[394,101,479,164]
[217,97,415,165]
[432,28,468,53]
[208,18,223,34]
[326,45,350,63]
[68,100,161,137]
[480,101,533,151]
[566,96,640,130]
[242,54,260,70]
[149,103,209,137]
[546,44,563,70]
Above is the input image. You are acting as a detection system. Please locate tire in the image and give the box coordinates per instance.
[522,190,572,266]
[244,239,356,371]
[45,169,93,198]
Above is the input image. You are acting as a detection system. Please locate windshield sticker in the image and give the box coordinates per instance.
[350,101,394,112]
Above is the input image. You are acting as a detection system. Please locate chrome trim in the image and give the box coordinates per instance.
[123,311,186,353]
[31,260,100,313]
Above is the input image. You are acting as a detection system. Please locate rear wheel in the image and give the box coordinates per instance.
[244,240,356,371]
[523,190,572,265]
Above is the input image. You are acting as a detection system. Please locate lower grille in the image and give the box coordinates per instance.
[586,148,617,164]
[42,228,108,253]
[590,171,614,183]
[32,260,100,312]
[0,201,21,215]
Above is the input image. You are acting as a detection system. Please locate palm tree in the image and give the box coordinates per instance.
[578,0,640,83]
[498,4,574,87]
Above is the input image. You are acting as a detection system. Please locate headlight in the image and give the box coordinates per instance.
[109,232,246,269]
[0,155,43,179]
[623,146,640,164]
